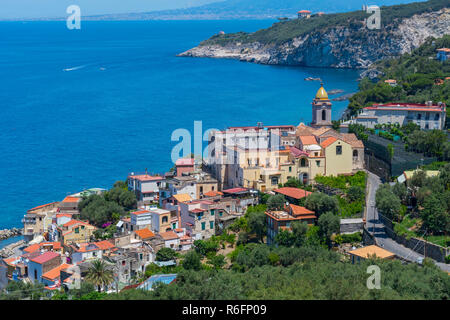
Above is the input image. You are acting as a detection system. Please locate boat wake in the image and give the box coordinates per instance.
[63,65,87,72]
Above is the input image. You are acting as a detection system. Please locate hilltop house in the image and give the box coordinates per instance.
[28,251,61,284]
[266,204,317,245]
[57,220,96,245]
[127,173,164,205]
[22,202,59,242]
[343,102,447,130]
[298,10,311,19]
[436,48,450,61]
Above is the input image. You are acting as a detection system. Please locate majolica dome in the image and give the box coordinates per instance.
[315,83,329,100]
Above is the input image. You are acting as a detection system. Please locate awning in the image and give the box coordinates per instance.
[116,221,124,228]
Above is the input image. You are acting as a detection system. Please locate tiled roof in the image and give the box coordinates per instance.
[63,219,93,228]
[349,245,395,259]
[289,204,315,216]
[320,137,337,148]
[94,240,115,251]
[28,202,59,212]
[62,196,80,203]
[159,231,178,241]
[299,135,317,145]
[341,133,364,148]
[23,244,41,253]
[42,263,71,281]
[274,187,312,199]
[222,187,249,194]
[365,102,445,113]
[312,127,333,136]
[290,146,309,158]
[131,210,150,216]
[203,190,223,197]
[30,251,60,264]
[173,193,193,203]
[134,228,156,240]
[130,174,163,182]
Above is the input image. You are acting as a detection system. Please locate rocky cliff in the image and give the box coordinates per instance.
[178,8,450,69]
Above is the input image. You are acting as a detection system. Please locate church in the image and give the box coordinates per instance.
[205,84,365,192]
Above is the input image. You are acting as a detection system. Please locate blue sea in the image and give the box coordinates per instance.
[0,20,359,229]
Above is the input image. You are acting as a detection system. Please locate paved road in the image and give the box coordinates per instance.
[365,171,450,273]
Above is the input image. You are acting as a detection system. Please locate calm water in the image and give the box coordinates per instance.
[0,20,359,229]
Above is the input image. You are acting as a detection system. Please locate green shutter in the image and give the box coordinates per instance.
[201,222,206,230]
[210,221,214,229]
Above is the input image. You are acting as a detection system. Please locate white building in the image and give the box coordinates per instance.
[127,173,164,203]
[344,102,446,130]
[149,208,172,233]
[130,210,152,230]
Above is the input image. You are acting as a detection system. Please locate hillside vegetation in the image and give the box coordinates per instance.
[201,0,449,46]
[347,35,450,120]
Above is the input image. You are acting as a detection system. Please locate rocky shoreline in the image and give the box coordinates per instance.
[0,228,23,241]
[178,9,449,69]
[0,240,25,258]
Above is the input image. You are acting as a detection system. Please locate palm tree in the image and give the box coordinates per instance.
[85,259,114,292]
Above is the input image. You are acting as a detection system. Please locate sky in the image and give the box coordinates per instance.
[0,0,220,19]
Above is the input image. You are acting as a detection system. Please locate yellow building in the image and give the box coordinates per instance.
[205,84,365,191]
[57,220,96,246]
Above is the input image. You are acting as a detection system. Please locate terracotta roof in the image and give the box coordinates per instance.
[42,264,72,281]
[365,103,445,113]
[23,244,41,253]
[63,219,92,228]
[173,193,193,203]
[296,123,315,136]
[320,137,337,148]
[130,174,163,182]
[290,146,309,158]
[298,10,311,13]
[312,127,333,136]
[56,214,72,218]
[62,196,80,203]
[159,231,179,241]
[349,245,395,259]
[274,187,311,199]
[203,190,223,197]
[384,79,397,83]
[134,228,155,240]
[94,240,115,251]
[437,48,450,52]
[191,208,206,213]
[341,133,364,148]
[299,135,317,145]
[30,251,60,264]
[28,202,59,212]
[131,210,150,216]
[222,187,249,194]
[289,204,315,216]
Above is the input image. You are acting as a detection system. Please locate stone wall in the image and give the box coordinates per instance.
[362,226,376,246]
[379,213,449,263]
[340,218,364,234]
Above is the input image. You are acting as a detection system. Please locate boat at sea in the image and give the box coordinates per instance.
[304,77,322,81]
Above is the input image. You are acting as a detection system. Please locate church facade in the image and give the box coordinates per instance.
[204,84,365,192]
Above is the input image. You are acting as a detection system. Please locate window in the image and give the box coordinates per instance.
[122,260,126,266]
[201,222,206,230]
[417,113,422,120]
[200,186,203,193]
[34,270,37,280]
[75,227,79,234]
[162,216,168,224]
[435,114,440,121]
[316,160,321,166]
[212,186,215,191]
[271,177,278,185]
[140,253,143,260]
[336,145,342,155]
[300,158,307,167]
[322,109,326,121]
[289,166,292,172]
[353,150,358,157]
[210,221,214,229]
[210,209,215,216]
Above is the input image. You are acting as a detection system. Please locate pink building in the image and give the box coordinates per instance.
[175,158,195,177]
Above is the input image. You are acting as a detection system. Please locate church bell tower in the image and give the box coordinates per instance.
[310,83,332,128]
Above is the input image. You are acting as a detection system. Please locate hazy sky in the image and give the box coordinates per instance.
[0,0,220,19]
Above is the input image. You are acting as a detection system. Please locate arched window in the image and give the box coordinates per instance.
[322,109,326,121]
[162,216,168,224]
[353,150,358,157]
[300,158,307,167]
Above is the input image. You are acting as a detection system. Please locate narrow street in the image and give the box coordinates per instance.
[365,171,450,273]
